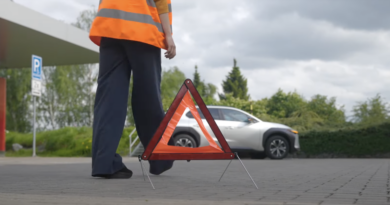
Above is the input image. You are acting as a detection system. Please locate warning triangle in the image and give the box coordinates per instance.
[141,79,235,160]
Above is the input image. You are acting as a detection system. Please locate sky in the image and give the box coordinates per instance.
[13,0,390,119]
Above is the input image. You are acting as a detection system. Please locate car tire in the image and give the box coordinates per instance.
[174,134,197,148]
[250,152,267,159]
[265,135,289,160]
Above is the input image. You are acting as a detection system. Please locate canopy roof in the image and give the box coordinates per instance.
[0,0,99,69]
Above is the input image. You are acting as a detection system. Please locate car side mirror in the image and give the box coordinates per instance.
[247,118,255,123]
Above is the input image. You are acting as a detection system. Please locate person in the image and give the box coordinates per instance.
[88,0,176,179]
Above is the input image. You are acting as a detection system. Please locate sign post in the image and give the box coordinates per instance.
[32,55,42,157]
[0,78,6,157]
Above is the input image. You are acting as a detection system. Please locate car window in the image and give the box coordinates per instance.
[185,109,205,119]
[185,108,221,120]
[221,109,250,122]
[209,108,221,120]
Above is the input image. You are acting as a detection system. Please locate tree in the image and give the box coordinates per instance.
[71,6,97,32]
[161,67,187,111]
[38,67,58,129]
[281,107,324,132]
[193,65,203,96]
[0,68,32,132]
[192,65,217,104]
[266,89,306,118]
[38,65,93,129]
[307,95,346,126]
[72,6,98,127]
[202,83,217,104]
[353,94,389,125]
[220,59,249,100]
[216,93,268,117]
[85,64,98,127]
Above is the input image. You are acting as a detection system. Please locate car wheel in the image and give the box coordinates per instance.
[265,135,289,159]
[250,152,267,159]
[174,134,197,148]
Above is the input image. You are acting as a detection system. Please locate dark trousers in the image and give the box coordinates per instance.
[91,37,166,176]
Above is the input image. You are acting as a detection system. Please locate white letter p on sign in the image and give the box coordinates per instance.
[34,59,40,73]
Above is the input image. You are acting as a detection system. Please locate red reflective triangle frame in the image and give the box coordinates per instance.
[141,79,235,160]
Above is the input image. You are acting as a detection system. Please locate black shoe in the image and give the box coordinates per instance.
[105,167,133,179]
[149,160,174,175]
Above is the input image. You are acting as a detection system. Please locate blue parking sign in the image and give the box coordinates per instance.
[32,55,42,80]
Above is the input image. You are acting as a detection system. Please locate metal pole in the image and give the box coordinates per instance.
[219,159,233,182]
[142,161,155,190]
[235,152,258,189]
[128,128,137,157]
[32,96,36,157]
[0,78,6,157]
[138,156,146,181]
[139,156,154,189]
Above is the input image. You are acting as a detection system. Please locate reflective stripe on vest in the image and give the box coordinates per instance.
[90,0,172,50]
[97,9,164,33]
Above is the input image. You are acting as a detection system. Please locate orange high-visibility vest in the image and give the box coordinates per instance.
[89,0,172,50]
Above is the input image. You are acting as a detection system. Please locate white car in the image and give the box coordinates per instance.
[172,106,300,159]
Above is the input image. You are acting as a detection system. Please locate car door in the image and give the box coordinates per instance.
[187,108,224,147]
[199,108,224,144]
[218,108,260,150]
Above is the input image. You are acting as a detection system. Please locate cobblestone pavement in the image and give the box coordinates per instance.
[0,158,389,205]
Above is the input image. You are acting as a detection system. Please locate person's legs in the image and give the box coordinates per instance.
[123,40,174,175]
[91,37,132,177]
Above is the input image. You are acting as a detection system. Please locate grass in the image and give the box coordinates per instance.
[5,126,138,157]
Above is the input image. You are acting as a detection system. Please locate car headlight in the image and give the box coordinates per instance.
[290,130,298,134]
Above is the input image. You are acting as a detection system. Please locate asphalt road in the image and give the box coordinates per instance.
[0,157,389,205]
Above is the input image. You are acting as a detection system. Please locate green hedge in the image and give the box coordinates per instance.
[299,122,390,157]
[5,126,138,157]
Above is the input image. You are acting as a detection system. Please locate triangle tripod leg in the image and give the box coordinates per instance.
[235,152,259,189]
[138,155,146,181]
[219,159,233,182]
[138,156,155,190]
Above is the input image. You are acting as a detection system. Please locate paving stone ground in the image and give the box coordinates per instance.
[0,158,389,205]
